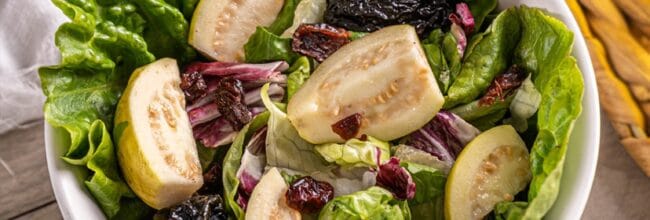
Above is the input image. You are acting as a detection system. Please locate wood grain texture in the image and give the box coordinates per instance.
[13,202,62,220]
[0,121,60,219]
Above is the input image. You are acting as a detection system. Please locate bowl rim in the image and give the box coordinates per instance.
[45,0,601,219]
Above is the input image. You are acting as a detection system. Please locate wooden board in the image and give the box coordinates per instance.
[0,122,61,219]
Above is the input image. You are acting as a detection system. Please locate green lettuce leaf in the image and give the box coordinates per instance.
[315,136,390,168]
[244,27,299,63]
[422,29,451,93]
[267,0,302,35]
[83,120,152,218]
[286,56,312,101]
[505,75,541,132]
[465,0,498,31]
[222,112,270,220]
[468,108,507,131]
[135,0,196,63]
[260,83,330,173]
[40,0,195,217]
[500,7,582,219]
[401,162,446,206]
[409,197,445,220]
[444,8,521,108]
[319,186,411,220]
[493,201,529,220]
[449,95,513,122]
[162,0,200,20]
[442,32,462,85]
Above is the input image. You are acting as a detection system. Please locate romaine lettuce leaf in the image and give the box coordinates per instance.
[503,7,582,219]
[244,27,299,63]
[422,29,451,93]
[222,112,270,219]
[315,136,390,168]
[260,83,330,173]
[444,8,521,108]
[286,56,311,101]
[319,186,411,220]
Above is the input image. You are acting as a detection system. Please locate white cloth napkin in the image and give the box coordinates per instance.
[0,0,66,134]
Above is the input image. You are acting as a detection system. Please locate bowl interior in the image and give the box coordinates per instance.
[45,0,600,219]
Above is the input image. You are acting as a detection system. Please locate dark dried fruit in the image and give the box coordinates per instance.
[324,0,456,36]
[215,78,252,130]
[167,194,227,220]
[479,65,527,106]
[285,176,335,213]
[331,113,363,140]
[376,157,415,200]
[292,23,351,62]
[198,163,223,195]
[181,70,208,103]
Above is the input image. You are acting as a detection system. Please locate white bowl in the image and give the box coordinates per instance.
[45,0,600,219]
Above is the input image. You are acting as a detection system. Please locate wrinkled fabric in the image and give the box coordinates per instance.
[0,0,66,134]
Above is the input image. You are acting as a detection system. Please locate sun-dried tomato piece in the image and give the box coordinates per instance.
[331,113,363,140]
[479,65,527,106]
[292,23,351,62]
[285,176,334,213]
[180,71,208,103]
[215,78,252,130]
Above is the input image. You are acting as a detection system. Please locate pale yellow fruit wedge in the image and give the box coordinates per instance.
[445,125,531,220]
[287,25,444,144]
[246,168,301,220]
[189,0,284,62]
[115,58,203,209]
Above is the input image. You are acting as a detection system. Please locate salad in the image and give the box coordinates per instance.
[39,0,584,219]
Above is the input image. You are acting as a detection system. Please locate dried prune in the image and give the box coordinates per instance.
[292,23,351,62]
[215,78,252,130]
[285,176,335,213]
[166,194,227,220]
[181,70,208,103]
[324,0,456,36]
[331,113,363,140]
[479,65,527,106]
[376,157,415,200]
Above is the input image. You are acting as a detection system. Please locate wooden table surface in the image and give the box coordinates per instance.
[0,112,648,219]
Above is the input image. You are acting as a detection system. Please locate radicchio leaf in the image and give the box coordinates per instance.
[184,61,289,81]
[235,126,268,210]
[402,111,480,162]
[375,157,415,200]
[455,2,475,34]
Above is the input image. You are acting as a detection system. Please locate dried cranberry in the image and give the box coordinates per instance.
[479,65,527,106]
[331,113,363,140]
[215,78,252,130]
[285,176,334,213]
[376,157,415,200]
[180,71,208,103]
[292,23,350,62]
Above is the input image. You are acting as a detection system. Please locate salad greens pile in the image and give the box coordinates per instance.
[40,0,584,219]
[40,0,198,218]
